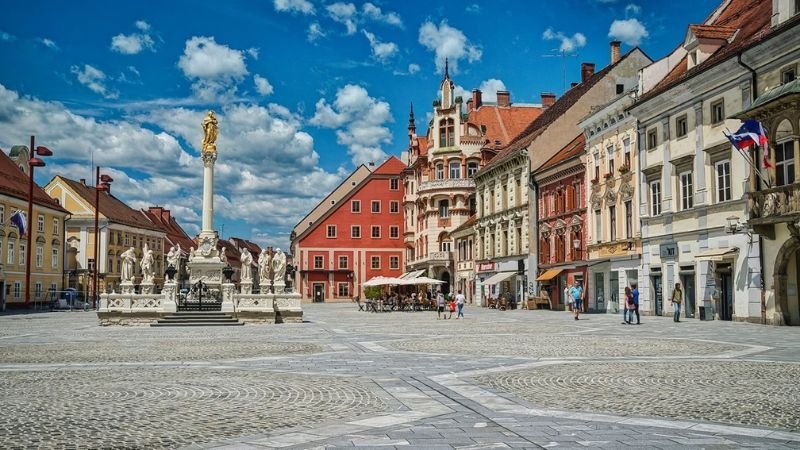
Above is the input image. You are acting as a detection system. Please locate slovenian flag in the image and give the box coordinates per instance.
[724,119,771,168]
[9,210,27,237]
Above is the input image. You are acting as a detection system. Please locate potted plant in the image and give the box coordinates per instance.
[603,172,614,180]
[618,164,630,174]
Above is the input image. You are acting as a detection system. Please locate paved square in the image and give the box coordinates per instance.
[1,304,799,449]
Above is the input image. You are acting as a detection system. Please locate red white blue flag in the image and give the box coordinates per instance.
[724,119,771,169]
[9,210,27,237]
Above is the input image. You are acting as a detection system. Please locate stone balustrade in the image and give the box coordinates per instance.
[749,183,800,223]
[418,178,475,193]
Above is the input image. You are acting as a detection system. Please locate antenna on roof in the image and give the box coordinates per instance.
[542,49,578,94]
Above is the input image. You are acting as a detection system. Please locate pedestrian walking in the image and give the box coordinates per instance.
[671,283,683,322]
[622,286,633,324]
[569,281,583,321]
[448,297,456,319]
[436,290,446,319]
[455,289,465,319]
[631,283,641,324]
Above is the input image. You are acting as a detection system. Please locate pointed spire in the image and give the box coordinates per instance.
[444,57,450,79]
[408,102,416,132]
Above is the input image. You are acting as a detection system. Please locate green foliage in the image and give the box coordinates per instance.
[363,285,383,300]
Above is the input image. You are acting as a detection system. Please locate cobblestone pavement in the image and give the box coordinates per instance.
[1,304,799,449]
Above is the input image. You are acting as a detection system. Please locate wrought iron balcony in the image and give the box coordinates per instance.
[748,183,800,224]
[418,178,475,193]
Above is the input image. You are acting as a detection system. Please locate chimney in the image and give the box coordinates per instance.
[472,89,482,110]
[581,62,595,82]
[79,178,86,185]
[496,90,510,107]
[540,92,556,109]
[610,40,621,64]
[466,98,474,113]
[570,82,578,89]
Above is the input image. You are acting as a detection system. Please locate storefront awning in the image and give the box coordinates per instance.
[483,271,517,286]
[401,269,425,279]
[696,247,739,262]
[536,268,564,282]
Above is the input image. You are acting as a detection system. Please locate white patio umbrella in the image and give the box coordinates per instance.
[363,276,407,286]
[401,276,446,285]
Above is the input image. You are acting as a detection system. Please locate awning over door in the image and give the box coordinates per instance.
[536,268,564,282]
[402,269,425,279]
[696,247,739,262]
[483,271,517,286]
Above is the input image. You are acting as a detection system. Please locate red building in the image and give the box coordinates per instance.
[533,134,587,310]
[292,156,406,303]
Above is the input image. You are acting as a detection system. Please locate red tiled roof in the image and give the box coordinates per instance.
[141,206,195,251]
[0,150,68,214]
[372,155,406,175]
[689,24,738,40]
[229,237,261,260]
[537,134,586,172]
[638,0,772,104]
[467,104,543,150]
[57,176,162,231]
[414,136,429,157]
[478,49,640,175]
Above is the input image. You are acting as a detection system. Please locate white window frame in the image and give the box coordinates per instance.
[34,282,42,299]
[609,205,617,242]
[449,161,461,179]
[439,199,449,218]
[313,255,324,269]
[371,256,380,269]
[390,178,399,190]
[467,161,479,177]
[351,200,361,213]
[389,225,399,239]
[390,201,400,213]
[326,225,337,238]
[371,200,380,213]
[436,163,444,180]
[36,245,43,268]
[7,241,14,264]
[650,181,662,216]
[606,145,614,174]
[338,255,348,269]
[14,281,21,298]
[337,282,350,297]
[351,225,361,238]
[371,225,381,239]
[19,242,25,265]
[594,209,602,243]
[389,255,400,269]
[680,171,694,210]
[715,160,731,202]
[53,218,59,236]
[37,215,44,233]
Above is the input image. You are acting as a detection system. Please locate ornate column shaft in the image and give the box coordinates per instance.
[202,152,217,233]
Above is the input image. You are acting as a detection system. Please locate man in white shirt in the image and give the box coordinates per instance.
[455,290,466,319]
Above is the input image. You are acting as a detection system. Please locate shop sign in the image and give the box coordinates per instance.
[477,262,495,272]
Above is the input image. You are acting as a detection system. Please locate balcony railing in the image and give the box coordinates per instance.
[749,183,800,222]
[418,178,475,193]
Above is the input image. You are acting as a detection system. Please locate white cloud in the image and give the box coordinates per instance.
[326,2,357,34]
[362,30,398,62]
[253,75,274,96]
[625,3,641,16]
[310,84,392,165]
[361,3,402,27]
[542,28,587,53]
[247,47,259,59]
[128,66,140,77]
[70,64,118,99]
[0,31,16,41]
[178,36,250,102]
[273,0,315,14]
[39,38,59,50]
[307,22,325,42]
[418,20,482,74]
[477,79,507,103]
[408,63,420,74]
[609,18,648,46]
[465,4,480,14]
[110,20,156,54]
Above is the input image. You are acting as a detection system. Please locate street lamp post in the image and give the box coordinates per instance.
[572,238,582,260]
[24,136,52,306]
[92,167,113,309]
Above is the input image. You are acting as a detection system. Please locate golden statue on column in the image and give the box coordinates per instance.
[201,110,218,154]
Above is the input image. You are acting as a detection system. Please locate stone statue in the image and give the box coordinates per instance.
[258,249,271,282]
[240,248,254,281]
[120,247,137,282]
[219,246,227,264]
[189,246,196,259]
[140,243,154,283]
[166,243,181,269]
[201,110,218,153]
[271,248,286,285]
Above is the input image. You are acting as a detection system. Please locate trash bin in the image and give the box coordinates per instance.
[699,306,713,321]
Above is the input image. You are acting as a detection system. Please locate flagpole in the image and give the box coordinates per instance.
[25,136,34,306]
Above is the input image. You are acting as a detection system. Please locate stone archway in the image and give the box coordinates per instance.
[773,233,800,326]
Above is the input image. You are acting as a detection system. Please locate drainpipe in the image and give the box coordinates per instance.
[737,51,766,325]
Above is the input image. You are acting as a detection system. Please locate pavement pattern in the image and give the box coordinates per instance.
[1,303,799,449]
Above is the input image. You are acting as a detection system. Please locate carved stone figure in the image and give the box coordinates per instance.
[166,243,181,269]
[120,247,137,282]
[201,110,218,153]
[240,248,255,281]
[189,246,196,259]
[140,244,154,283]
[219,246,228,264]
[271,248,287,284]
[258,249,271,282]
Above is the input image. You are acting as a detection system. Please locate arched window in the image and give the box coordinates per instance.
[436,163,444,179]
[439,118,456,147]
[447,119,455,146]
[439,119,447,146]
[449,161,461,179]
[439,199,450,217]
[775,119,796,186]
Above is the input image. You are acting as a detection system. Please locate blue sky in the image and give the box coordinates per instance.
[0,0,720,249]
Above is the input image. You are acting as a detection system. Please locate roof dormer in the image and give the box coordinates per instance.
[683,24,738,69]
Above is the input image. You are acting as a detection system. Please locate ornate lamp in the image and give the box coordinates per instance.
[222,264,235,282]
[165,264,178,281]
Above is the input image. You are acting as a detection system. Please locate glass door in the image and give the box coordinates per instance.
[594,272,605,312]
[681,274,695,318]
